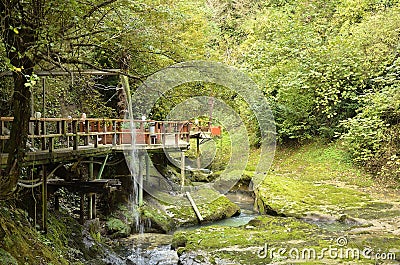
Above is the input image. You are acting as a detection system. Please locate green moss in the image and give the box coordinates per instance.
[173,214,400,264]
[257,175,370,217]
[141,204,175,233]
[270,142,373,187]
[105,217,131,238]
[0,204,70,265]
[173,216,326,264]
[344,206,400,220]
[0,248,18,265]
[165,188,240,226]
[254,142,381,218]
[173,142,400,264]
[146,188,240,229]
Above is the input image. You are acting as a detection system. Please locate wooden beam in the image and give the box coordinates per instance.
[42,165,48,233]
[97,154,109,179]
[186,192,203,222]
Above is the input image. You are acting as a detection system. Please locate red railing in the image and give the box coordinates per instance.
[0,117,191,152]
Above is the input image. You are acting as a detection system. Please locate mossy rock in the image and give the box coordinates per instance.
[140,204,176,233]
[142,188,240,230]
[190,170,211,182]
[172,216,324,265]
[171,233,188,249]
[256,175,370,218]
[105,218,131,238]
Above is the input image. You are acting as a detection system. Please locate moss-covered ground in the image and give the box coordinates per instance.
[174,142,400,264]
[0,202,119,265]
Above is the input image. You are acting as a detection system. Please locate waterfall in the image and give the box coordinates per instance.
[124,119,145,265]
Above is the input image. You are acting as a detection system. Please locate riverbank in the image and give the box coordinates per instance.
[174,142,400,264]
[1,142,399,264]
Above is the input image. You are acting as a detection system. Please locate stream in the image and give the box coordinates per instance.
[112,192,259,265]
[108,191,368,265]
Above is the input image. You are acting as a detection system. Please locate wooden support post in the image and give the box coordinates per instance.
[97,154,108,179]
[89,157,94,180]
[42,77,46,118]
[56,121,61,134]
[62,120,68,148]
[88,193,93,219]
[196,137,201,169]
[88,157,94,219]
[181,151,185,189]
[138,153,143,206]
[80,194,85,224]
[117,121,122,145]
[34,120,40,135]
[54,194,60,212]
[42,165,48,233]
[49,137,54,153]
[92,194,96,219]
[62,120,67,134]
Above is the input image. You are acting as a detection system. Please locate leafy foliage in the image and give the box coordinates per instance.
[1,0,400,188]
[341,58,400,183]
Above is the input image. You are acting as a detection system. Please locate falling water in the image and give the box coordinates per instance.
[124,118,145,265]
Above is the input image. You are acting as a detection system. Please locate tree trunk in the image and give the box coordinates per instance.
[117,51,131,118]
[0,71,32,199]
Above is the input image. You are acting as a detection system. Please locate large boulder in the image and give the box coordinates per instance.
[141,187,240,233]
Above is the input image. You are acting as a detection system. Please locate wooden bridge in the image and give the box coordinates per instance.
[0,117,191,167]
[0,116,219,231]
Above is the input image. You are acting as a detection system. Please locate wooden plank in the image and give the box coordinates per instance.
[186,192,203,222]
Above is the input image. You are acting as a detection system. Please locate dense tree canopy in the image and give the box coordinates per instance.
[1,0,400,197]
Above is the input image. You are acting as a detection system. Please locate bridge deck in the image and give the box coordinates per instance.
[0,117,191,167]
[0,142,190,167]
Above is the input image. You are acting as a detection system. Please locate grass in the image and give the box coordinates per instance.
[270,141,372,187]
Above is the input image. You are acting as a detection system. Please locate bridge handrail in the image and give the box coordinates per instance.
[0,117,191,153]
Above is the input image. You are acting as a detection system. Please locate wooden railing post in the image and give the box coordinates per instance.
[94,134,98,148]
[103,121,107,145]
[175,122,179,147]
[72,120,78,150]
[117,121,122,145]
[112,120,117,146]
[84,120,90,146]
[49,137,54,153]
[41,120,47,150]
[0,117,191,155]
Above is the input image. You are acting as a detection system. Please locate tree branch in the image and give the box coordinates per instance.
[82,0,118,19]
[37,53,145,80]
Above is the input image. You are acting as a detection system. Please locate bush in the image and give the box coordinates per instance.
[340,76,400,184]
